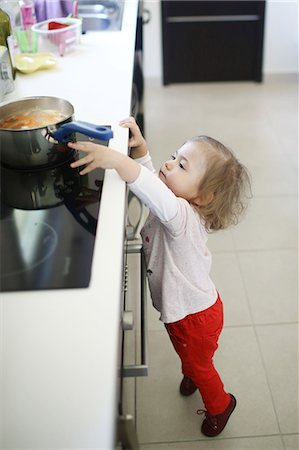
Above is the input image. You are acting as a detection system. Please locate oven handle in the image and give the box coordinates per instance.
[166,15,260,23]
[123,242,148,378]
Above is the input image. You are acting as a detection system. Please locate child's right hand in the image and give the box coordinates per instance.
[119,117,147,158]
[68,140,141,183]
[68,141,119,175]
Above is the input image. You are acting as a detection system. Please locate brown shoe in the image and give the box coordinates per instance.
[198,394,237,437]
[180,376,197,396]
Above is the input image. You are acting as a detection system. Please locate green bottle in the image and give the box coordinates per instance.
[0,7,16,79]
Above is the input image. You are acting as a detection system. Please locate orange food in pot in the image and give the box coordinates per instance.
[0,109,67,129]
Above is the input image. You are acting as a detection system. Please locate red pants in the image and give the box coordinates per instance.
[165,295,231,415]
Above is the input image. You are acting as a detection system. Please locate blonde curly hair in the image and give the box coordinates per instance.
[190,136,252,231]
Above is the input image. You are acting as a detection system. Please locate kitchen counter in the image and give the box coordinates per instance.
[0,1,138,448]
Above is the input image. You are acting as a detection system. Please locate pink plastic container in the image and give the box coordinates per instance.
[31,18,81,56]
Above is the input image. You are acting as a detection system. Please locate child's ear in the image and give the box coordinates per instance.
[194,192,214,206]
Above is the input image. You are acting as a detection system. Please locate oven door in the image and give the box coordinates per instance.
[117,193,148,450]
[122,241,148,377]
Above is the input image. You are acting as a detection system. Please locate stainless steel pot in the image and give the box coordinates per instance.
[0,96,113,169]
[0,159,102,234]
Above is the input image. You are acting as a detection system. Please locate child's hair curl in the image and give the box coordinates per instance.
[190,136,252,231]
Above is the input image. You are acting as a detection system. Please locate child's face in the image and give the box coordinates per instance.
[159,141,207,204]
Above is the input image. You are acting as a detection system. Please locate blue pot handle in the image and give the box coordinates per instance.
[52,121,113,142]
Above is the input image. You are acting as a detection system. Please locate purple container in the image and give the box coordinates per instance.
[34,0,73,22]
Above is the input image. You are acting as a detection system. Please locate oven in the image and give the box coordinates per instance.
[117,188,148,449]
[117,5,152,446]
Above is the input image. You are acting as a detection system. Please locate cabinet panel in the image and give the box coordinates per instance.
[162,0,265,17]
[161,0,266,84]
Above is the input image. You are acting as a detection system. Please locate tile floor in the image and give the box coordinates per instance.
[129,75,298,450]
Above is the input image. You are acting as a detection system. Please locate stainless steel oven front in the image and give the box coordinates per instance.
[117,192,148,450]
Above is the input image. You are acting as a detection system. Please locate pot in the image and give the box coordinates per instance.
[0,96,113,169]
[0,157,102,234]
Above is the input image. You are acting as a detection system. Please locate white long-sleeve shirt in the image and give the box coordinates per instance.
[128,152,217,324]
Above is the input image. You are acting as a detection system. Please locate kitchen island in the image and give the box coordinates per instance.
[0,1,139,448]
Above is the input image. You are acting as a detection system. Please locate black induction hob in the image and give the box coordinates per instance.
[0,139,109,292]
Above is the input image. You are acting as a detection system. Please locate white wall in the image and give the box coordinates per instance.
[143,0,162,78]
[264,0,298,73]
[143,0,299,79]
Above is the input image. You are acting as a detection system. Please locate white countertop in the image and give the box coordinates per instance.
[0,2,138,448]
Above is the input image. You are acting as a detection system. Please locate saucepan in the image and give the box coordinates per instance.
[0,96,113,169]
[0,157,103,234]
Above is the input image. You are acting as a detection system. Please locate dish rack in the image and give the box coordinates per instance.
[31,18,81,56]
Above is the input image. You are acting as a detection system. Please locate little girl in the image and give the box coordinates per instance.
[68,117,251,437]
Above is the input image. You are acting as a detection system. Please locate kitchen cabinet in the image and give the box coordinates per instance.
[161,0,266,84]
[0,1,140,448]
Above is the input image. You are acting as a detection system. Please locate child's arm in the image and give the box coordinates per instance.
[68,117,179,224]
[68,142,141,183]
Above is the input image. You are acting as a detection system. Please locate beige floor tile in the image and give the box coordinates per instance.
[215,327,280,437]
[256,324,299,434]
[226,128,291,161]
[144,76,298,163]
[238,250,298,324]
[137,330,202,443]
[282,434,299,449]
[269,101,298,140]
[140,435,284,450]
[229,118,298,172]
[231,196,298,251]
[211,252,252,326]
[243,154,297,197]
[147,292,164,331]
[136,327,279,444]
[122,330,136,419]
[208,229,236,253]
